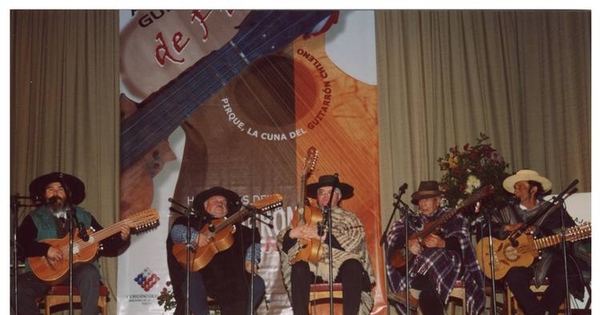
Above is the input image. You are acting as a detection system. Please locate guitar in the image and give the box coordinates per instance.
[119,11,338,217]
[289,146,323,264]
[28,209,159,283]
[172,194,283,271]
[476,223,591,280]
[390,185,494,269]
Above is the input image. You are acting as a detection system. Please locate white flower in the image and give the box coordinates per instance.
[465,175,481,194]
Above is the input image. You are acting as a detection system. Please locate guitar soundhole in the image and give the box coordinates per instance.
[504,246,519,261]
[233,55,316,126]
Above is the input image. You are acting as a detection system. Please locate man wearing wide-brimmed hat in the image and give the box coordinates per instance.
[386,181,486,315]
[15,172,131,315]
[278,174,376,315]
[166,186,265,315]
[489,169,589,315]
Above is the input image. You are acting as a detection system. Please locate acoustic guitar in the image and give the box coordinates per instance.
[289,146,323,264]
[172,194,283,271]
[476,223,591,280]
[28,208,159,283]
[390,185,494,269]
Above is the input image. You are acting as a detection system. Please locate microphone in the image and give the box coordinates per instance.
[508,196,520,206]
[229,199,242,208]
[399,183,408,194]
[48,196,59,205]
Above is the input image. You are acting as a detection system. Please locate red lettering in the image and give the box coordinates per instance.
[190,10,212,41]
[154,31,189,66]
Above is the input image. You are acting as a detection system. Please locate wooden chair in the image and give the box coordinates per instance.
[308,283,343,314]
[446,279,467,315]
[44,283,109,315]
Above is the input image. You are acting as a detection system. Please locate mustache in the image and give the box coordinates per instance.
[48,196,63,205]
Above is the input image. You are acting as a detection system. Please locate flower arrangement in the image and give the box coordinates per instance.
[157,281,177,312]
[437,133,511,219]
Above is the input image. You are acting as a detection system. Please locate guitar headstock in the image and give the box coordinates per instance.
[232,11,337,63]
[127,208,160,233]
[457,185,495,209]
[302,146,319,176]
[250,194,283,211]
[566,223,591,242]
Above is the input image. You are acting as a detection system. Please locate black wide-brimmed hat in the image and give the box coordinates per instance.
[192,186,242,214]
[29,172,86,205]
[306,175,354,200]
[411,180,443,205]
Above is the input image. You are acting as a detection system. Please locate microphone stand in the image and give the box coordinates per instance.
[474,204,498,315]
[11,194,32,315]
[322,175,339,315]
[169,197,196,315]
[379,184,408,315]
[243,203,273,315]
[66,205,76,315]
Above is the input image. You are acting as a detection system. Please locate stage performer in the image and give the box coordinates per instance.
[386,180,485,315]
[166,186,265,315]
[488,169,590,315]
[278,174,375,315]
[15,172,131,315]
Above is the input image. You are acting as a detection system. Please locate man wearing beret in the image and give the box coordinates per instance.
[166,186,265,315]
[15,172,131,315]
[488,169,590,315]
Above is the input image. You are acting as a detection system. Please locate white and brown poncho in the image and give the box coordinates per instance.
[277,206,376,315]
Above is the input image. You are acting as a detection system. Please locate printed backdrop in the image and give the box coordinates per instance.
[117,10,385,314]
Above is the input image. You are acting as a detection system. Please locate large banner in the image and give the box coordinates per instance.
[117,10,384,314]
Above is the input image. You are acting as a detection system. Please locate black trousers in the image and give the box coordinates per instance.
[505,260,567,315]
[291,259,368,315]
[411,275,445,315]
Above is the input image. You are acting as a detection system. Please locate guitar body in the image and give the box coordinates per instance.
[172,222,236,271]
[289,205,324,264]
[28,230,100,283]
[27,209,159,283]
[477,233,538,280]
[477,223,592,280]
[172,194,283,271]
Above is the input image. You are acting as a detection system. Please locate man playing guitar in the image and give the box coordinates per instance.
[15,172,131,315]
[486,169,590,315]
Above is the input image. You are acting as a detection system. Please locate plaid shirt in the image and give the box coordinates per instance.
[386,207,486,315]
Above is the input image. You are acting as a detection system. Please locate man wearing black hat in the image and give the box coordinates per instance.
[386,180,485,315]
[15,172,131,315]
[166,186,265,315]
[278,174,376,315]
[488,170,590,315]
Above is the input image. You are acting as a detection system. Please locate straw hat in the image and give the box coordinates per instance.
[502,169,552,193]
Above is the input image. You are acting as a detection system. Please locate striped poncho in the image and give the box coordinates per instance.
[386,207,486,315]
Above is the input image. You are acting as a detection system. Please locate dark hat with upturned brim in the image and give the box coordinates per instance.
[411,180,443,205]
[192,186,242,214]
[306,175,354,200]
[29,172,86,205]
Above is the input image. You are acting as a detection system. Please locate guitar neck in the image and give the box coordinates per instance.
[533,225,591,250]
[120,11,335,171]
[210,208,251,234]
[87,221,128,244]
